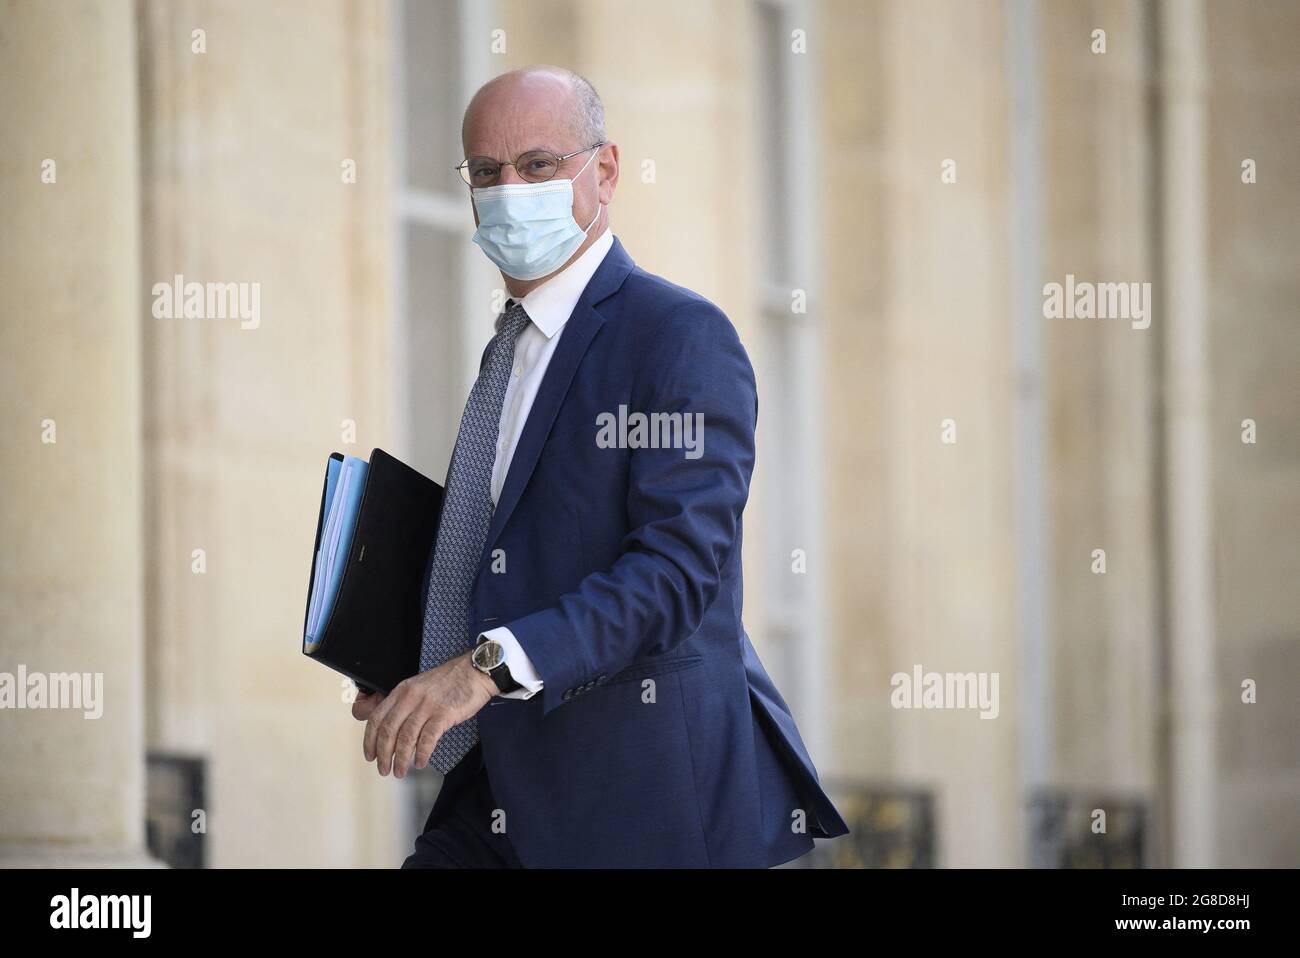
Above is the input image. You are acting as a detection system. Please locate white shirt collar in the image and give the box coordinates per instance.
[498,228,615,340]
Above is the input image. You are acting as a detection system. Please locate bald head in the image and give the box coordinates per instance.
[462,66,605,155]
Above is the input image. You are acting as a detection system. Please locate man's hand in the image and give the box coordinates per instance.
[361,652,497,778]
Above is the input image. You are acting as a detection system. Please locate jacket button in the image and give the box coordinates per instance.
[562,688,574,701]
[596,674,608,685]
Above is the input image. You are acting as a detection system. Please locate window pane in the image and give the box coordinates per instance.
[758,2,792,282]
[401,0,462,194]
[403,222,465,476]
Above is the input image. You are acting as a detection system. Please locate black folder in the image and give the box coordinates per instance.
[301,448,444,695]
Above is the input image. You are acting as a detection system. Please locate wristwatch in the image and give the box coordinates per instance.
[472,636,522,694]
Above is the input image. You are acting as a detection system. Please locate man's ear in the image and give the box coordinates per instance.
[598,142,620,203]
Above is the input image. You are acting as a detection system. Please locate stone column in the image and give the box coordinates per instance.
[134,0,399,866]
[0,0,155,866]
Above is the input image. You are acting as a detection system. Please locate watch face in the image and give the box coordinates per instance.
[473,640,505,671]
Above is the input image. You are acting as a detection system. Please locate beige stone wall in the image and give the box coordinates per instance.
[0,0,150,863]
[1205,0,1300,867]
[822,0,895,786]
[134,0,399,866]
[820,0,1299,866]
[1039,0,1160,800]
[822,0,1022,866]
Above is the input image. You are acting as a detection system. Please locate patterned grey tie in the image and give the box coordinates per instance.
[418,300,531,773]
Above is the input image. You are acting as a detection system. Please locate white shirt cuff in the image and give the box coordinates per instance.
[481,626,543,700]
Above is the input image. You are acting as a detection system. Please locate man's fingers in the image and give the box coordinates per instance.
[390,710,431,779]
[413,718,445,771]
[372,691,416,775]
[363,688,399,763]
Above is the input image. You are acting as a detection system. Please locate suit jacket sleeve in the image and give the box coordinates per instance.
[505,299,757,716]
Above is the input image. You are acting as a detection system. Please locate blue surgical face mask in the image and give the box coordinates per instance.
[470,148,602,280]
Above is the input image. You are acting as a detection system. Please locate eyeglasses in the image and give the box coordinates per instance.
[454,143,605,188]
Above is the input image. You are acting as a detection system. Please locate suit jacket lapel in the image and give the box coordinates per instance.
[479,236,635,567]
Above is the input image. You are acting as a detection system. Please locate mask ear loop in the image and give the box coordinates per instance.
[574,146,603,233]
[571,145,601,182]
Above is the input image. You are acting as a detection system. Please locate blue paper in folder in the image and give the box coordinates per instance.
[304,454,368,650]
[304,456,341,641]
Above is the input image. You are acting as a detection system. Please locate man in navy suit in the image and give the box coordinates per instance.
[352,65,848,868]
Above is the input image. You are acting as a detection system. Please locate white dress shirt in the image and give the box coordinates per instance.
[479,227,614,699]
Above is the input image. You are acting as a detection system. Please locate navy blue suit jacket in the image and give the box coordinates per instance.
[426,235,849,867]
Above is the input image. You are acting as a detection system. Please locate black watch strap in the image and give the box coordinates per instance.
[489,660,522,695]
